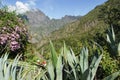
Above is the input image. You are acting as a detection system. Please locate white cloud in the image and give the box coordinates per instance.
[16,1,30,13]
[8,0,37,14]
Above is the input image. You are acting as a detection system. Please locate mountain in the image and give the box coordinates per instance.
[37,0,111,51]
[24,9,80,43]
[48,6,107,40]
[26,9,50,28]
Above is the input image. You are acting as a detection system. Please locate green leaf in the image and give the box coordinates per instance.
[107,34,111,43]
[63,42,68,63]
[70,48,77,63]
[103,71,120,80]
[80,47,88,74]
[82,69,92,80]
[111,26,115,41]
[63,43,77,80]
[47,61,55,80]
[5,63,11,80]
[50,41,58,68]
[117,43,120,56]
[56,55,63,80]
[90,54,102,80]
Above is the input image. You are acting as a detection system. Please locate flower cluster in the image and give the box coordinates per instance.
[0,26,28,52]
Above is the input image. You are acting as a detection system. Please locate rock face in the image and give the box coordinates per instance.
[26,9,50,28]
[23,9,80,42]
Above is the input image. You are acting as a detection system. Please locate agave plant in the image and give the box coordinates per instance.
[106,26,120,56]
[0,54,46,80]
[0,42,119,80]
[45,41,120,80]
[62,43,103,80]
[0,54,23,80]
[45,41,63,80]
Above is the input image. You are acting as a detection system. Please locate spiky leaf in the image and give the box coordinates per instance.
[90,54,102,80]
[56,55,63,80]
[80,47,88,74]
[50,41,58,68]
[117,43,120,56]
[103,71,120,80]
[47,61,55,80]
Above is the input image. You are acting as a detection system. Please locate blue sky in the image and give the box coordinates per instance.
[3,0,107,19]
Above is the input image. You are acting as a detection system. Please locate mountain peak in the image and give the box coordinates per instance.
[24,8,80,43]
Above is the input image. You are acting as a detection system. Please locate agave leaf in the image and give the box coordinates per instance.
[82,68,92,80]
[0,59,4,79]
[21,69,31,80]
[111,26,115,41]
[63,43,77,79]
[17,67,23,80]
[107,27,115,44]
[103,71,120,80]
[47,61,55,80]
[4,63,11,80]
[90,56,97,69]
[66,48,77,79]
[0,54,9,80]
[11,64,17,80]
[117,43,120,56]
[63,42,68,63]
[11,55,21,80]
[50,41,58,68]
[67,54,76,79]
[70,48,77,63]
[42,75,49,80]
[56,55,63,80]
[80,47,88,74]
[33,69,47,80]
[106,34,111,43]
[90,54,102,80]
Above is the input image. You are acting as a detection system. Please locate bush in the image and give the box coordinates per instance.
[0,9,28,57]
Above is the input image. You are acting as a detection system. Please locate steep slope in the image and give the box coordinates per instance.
[26,9,50,28]
[37,1,109,51]
[47,0,120,42]
[48,6,107,40]
[24,9,80,42]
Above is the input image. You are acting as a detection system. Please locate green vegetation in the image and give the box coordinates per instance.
[37,0,120,79]
[0,0,120,80]
[0,9,28,58]
[0,42,120,80]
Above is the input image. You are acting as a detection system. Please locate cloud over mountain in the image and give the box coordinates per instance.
[8,0,37,14]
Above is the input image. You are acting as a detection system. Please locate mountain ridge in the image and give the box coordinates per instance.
[23,9,80,43]
[37,1,109,49]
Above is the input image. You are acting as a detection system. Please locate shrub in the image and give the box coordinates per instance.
[0,9,28,57]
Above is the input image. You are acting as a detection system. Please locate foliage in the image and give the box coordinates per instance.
[44,42,120,80]
[98,0,120,42]
[100,51,119,77]
[98,0,120,26]
[0,42,120,80]
[0,9,28,57]
[0,53,47,80]
[106,26,120,56]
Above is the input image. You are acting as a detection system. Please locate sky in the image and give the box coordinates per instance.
[2,0,108,19]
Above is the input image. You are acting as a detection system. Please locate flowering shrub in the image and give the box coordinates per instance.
[0,9,28,56]
[0,26,28,53]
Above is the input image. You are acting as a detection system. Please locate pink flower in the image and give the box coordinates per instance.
[9,32,20,40]
[0,34,8,45]
[15,26,22,32]
[10,41,20,51]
